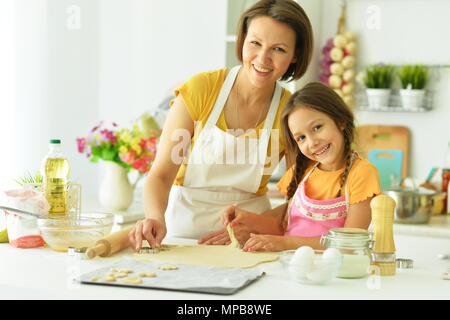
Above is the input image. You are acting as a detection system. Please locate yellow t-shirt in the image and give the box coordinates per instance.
[276,157,381,204]
[171,68,291,195]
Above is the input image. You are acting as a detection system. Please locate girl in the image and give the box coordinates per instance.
[221,82,381,251]
[129,0,314,251]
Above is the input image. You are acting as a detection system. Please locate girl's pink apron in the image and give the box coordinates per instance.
[285,160,354,237]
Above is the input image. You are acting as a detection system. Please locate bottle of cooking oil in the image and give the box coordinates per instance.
[41,139,70,215]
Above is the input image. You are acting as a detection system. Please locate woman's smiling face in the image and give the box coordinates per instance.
[288,105,346,171]
[241,15,297,88]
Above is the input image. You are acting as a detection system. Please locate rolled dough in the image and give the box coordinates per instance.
[133,225,279,269]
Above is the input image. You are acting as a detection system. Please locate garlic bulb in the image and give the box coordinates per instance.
[333,34,347,48]
[330,47,344,62]
[330,63,344,76]
[329,75,342,89]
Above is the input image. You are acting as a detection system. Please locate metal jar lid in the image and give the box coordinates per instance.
[320,228,373,249]
[67,246,88,259]
[396,258,414,269]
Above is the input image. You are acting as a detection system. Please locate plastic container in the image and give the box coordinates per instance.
[320,228,373,279]
[41,139,70,215]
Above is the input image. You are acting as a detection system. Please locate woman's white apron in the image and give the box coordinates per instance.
[165,65,282,239]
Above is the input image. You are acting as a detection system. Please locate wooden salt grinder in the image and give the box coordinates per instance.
[370,195,397,276]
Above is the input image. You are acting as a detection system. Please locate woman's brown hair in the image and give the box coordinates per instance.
[281,82,356,200]
[235,0,313,82]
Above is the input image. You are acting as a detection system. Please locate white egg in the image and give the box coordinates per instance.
[291,246,315,266]
[288,264,309,281]
[306,268,333,283]
[322,248,342,265]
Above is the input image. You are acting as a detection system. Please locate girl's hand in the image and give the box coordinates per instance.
[242,233,289,252]
[221,205,260,227]
[128,218,167,252]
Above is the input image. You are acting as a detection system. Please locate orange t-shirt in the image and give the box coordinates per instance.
[276,157,381,204]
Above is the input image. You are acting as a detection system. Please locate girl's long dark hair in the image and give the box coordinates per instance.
[281,82,356,201]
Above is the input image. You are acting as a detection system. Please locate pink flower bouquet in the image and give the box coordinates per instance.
[76,121,160,176]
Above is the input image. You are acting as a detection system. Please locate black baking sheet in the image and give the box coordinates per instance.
[79,258,265,295]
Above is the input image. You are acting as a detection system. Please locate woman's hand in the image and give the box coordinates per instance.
[197,224,252,246]
[242,233,289,252]
[128,218,167,252]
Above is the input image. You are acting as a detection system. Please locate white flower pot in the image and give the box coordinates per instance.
[399,89,425,110]
[366,88,391,109]
[99,161,133,211]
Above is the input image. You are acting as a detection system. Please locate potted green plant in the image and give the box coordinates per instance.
[397,64,428,110]
[363,63,395,109]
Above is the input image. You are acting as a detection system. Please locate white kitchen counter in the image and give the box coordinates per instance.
[0,232,448,300]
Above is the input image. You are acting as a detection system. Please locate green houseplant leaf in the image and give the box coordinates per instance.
[364,64,396,89]
[398,64,428,89]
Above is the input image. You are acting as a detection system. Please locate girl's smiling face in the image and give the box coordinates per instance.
[288,106,346,171]
[241,15,297,89]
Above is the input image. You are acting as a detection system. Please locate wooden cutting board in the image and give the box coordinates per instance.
[354,125,410,179]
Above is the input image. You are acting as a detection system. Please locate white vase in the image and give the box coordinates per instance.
[399,89,425,110]
[366,88,391,109]
[99,161,133,211]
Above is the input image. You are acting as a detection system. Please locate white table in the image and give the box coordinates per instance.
[0,231,448,300]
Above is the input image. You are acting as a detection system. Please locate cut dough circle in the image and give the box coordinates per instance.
[120,276,143,285]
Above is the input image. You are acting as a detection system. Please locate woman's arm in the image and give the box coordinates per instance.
[142,95,193,221]
[129,95,193,251]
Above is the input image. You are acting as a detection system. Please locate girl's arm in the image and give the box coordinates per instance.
[198,203,288,245]
[343,197,373,229]
[244,196,374,252]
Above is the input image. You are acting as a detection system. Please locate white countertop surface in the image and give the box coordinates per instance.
[0,231,449,300]
[2,194,447,301]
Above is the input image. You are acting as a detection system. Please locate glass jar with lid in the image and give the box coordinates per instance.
[320,228,373,279]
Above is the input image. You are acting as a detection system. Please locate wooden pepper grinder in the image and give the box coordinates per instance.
[370,195,396,276]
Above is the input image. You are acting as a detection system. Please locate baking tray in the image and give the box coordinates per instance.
[79,258,265,295]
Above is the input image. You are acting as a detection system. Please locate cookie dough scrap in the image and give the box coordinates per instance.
[157,264,178,270]
[91,275,116,282]
[106,272,127,278]
[120,276,143,285]
[227,223,240,249]
[138,272,157,277]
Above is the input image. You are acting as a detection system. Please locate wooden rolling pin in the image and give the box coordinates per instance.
[370,194,396,276]
[86,225,134,259]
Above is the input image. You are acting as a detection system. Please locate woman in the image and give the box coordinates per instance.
[129,0,313,251]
